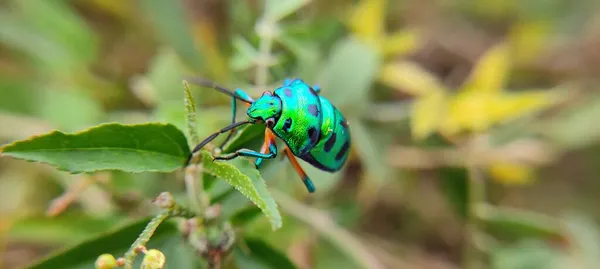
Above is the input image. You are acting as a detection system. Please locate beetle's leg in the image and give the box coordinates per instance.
[255,129,277,169]
[187,120,256,165]
[213,147,277,161]
[217,89,254,150]
[312,85,321,94]
[283,147,316,193]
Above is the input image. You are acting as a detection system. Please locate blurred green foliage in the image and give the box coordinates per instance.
[2,0,600,269]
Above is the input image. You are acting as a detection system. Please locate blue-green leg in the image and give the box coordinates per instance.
[218,88,254,149]
[213,148,277,161]
[255,144,277,168]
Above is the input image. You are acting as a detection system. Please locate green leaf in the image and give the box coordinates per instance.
[146,48,191,103]
[12,0,98,64]
[230,35,259,71]
[221,124,266,153]
[0,123,190,173]
[350,119,394,197]
[491,240,559,269]
[197,150,282,230]
[183,81,200,145]
[0,80,37,115]
[545,92,600,149]
[35,87,105,132]
[24,218,197,269]
[317,37,381,112]
[139,0,203,71]
[0,11,76,72]
[265,0,311,21]
[478,205,564,241]
[240,236,298,269]
[8,215,122,245]
[230,207,262,226]
[438,167,468,219]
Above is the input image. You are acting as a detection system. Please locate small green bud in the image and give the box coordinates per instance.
[95,254,117,269]
[141,249,166,269]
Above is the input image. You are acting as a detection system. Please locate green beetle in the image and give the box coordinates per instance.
[186,77,351,193]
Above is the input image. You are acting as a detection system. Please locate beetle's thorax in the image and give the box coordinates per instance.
[246,92,282,122]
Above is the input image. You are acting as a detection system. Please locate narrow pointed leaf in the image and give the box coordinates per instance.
[379,61,446,96]
[318,37,381,112]
[347,0,386,42]
[464,44,511,93]
[183,81,199,145]
[240,236,298,269]
[477,204,564,241]
[266,0,310,21]
[197,151,282,230]
[23,218,197,269]
[411,91,446,140]
[0,123,190,173]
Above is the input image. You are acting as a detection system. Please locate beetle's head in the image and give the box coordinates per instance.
[247,91,282,128]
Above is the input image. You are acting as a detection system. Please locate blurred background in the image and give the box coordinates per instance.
[2,0,600,268]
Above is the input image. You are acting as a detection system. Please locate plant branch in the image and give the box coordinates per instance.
[121,192,195,269]
[463,136,487,269]
[271,190,385,269]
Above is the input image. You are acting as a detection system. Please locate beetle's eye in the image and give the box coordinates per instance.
[265,118,275,127]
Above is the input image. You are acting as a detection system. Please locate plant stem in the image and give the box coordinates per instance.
[185,164,204,215]
[123,211,169,269]
[122,194,195,269]
[463,151,486,269]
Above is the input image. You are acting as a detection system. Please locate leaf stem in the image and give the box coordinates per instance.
[122,193,195,269]
[463,139,486,269]
[123,211,169,269]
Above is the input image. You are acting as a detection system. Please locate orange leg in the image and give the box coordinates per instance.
[255,128,277,168]
[283,147,316,193]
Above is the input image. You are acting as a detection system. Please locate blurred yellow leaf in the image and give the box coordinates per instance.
[347,0,385,43]
[379,62,446,96]
[411,90,446,140]
[508,21,550,64]
[463,44,511,93]
[488,91,557,124]
[441,90,557,136]
[381,29,422,57]
[442,91,496,135]
[488,161,535,185]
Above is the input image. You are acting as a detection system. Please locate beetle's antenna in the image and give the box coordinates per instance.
[184,77,253,104]
[187,120,256,165]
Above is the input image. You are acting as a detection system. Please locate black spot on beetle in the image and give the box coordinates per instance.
[335,141,350,161]
[284,88,292,97]
[340,120,349,128]
[307,127,318,144]
[283,118,292,132]
[308,104,319,117]
[324,133,336,152]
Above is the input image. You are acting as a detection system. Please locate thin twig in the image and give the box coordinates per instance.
[462,136,487,269]
[122,193,195,269]
[272,190,385,269]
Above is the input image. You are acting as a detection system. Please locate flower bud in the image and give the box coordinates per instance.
[95,254,117,269]
[141,249,166,269]
[152,192,175,209]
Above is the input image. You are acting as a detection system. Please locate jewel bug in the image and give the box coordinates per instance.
[186,77,351,193]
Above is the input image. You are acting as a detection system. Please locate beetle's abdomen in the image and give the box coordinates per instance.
[301,97,351,172]
[272,79,322,155]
